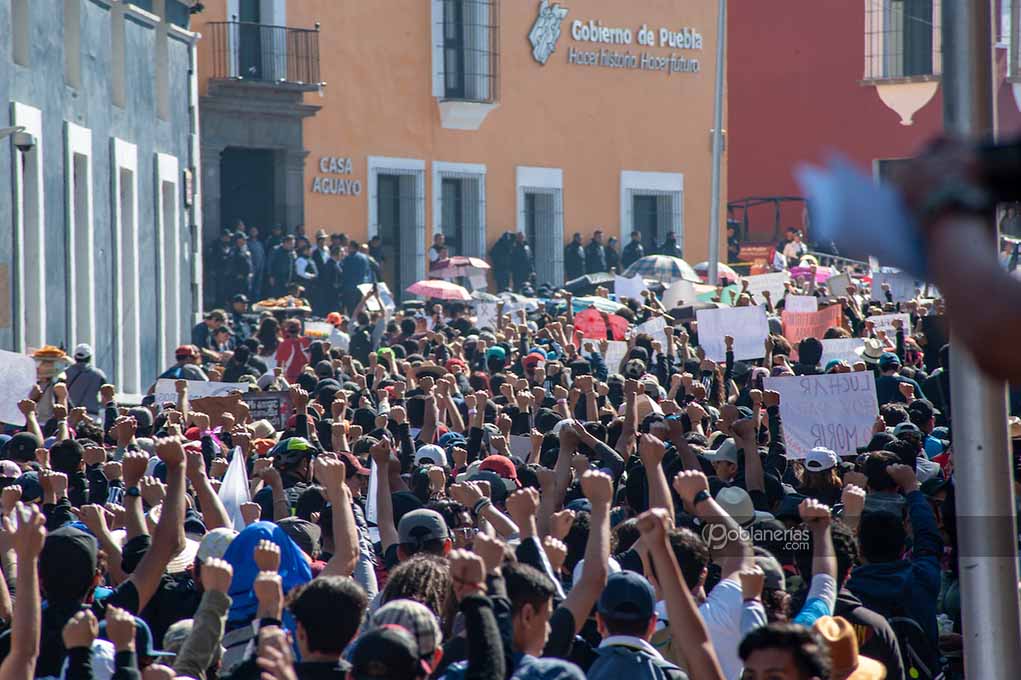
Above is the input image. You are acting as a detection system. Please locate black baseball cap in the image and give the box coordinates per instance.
[597,571,656,622]
[908,399,938,421]
[350,625,431,680]
[3,432,41,463]
[231,293,249,304]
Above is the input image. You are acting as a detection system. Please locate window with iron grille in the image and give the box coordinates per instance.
[369,159,426,300]
[521,188,564,286]
[626,190,683,255]
[435,167,487,259]
[864,0,941,80]
[436,0,500,103]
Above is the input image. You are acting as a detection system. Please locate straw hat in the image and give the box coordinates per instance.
[813,616,886,680]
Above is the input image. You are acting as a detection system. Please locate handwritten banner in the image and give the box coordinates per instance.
[870,270,921,303]
[154,380,249,407]
[868,313,911,338]
[819,338,865,367]
[785,295,818,313]
[695,305,769,361]
[764,372,879,458]
[0,351,38,425]
[782,305,844,347]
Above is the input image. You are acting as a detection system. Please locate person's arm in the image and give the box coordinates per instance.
[638,508,726,680]
[733,418,765,494]
[673,407,706,472]
[317,458,359,577]
[15,400,42,446]
[370,439,399,554]
[128,438,186,611]
[61,611,98,680]
[120,452,149,542]
[615,380,639,459]
[888,464,943,560]
[0,504,45,680]
[79,505,127,585]
[673,471,753,580]
[103,607,141,680]
[560,471,612,635]
[574,423,624,479]
[638,434,674,519]
[792,499,838,626]
[185,449,230,531]
[451,482,519,539]
[449,550,506,680]
[173,559,233,680]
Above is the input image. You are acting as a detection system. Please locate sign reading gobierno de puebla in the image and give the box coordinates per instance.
[529,0,704,75]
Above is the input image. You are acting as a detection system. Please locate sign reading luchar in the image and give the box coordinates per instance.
[764,372,879,458]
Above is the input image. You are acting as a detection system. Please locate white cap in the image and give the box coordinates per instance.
[804,446,838,472]
[73,343,93,360]
[414,444,446,466]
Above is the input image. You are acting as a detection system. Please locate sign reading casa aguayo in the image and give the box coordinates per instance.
[529,0,704,75]
[311,156,362,197]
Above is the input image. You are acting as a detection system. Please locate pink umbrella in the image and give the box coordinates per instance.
[431,256,491,280]
[790,265,836,283]
[694,261,741,285]
[406,280,472,301]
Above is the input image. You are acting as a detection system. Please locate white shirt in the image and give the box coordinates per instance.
[916,455,942,483]
[330,328,350,352]
[697,578,746,680]
[294,256,317,280]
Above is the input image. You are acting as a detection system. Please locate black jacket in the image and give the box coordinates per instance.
[621,240,645,269]
[564,242,586,280]
[585,240,607,273]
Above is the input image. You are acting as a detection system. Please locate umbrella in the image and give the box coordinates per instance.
[563,272,615,295]
[694,261,741,285]
[573,307,629,341]
[470,290,500,302]
[406,280,472,301]
[572,296,626,314]
[621,255,700,284]
[789,265,836,283]
[431,256,491,280]
[498,291,540,312]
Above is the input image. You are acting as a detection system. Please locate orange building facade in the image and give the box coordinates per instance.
[193,0,726,294]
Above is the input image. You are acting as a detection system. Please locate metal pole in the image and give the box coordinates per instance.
[706,0,726,285]
[942,2,1021,677]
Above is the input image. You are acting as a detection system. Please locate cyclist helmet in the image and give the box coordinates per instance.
[270,437,315,469]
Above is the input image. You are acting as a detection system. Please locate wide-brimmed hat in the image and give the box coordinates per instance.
[813,616,887,680]
[861,338,885,366]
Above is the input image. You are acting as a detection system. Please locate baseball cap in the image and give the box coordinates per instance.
[478,454,520,490]
[350,625,430,680]
[369,599,442,657]
[174,344,198,359]
[805,447,838,472]
[878,352,901,369]
[753,549,786,591]
[197,527,237,563]
[485,346,507,363]
[703,438,739,465]
[893,422,922,438]
[231,293,249,304]
[276,517,322,557]
[162,619,193,656]
[326,312,343,325]
[414,444,445,467]
[3,432,41,463]
[39,526,98,596]
[512,658,586,680]
[397,509,449,546]
[73,343,93,360]
[908,399,938,421]
[857,432,896,454]
[597,571,656,622]
[336,451,370,476]
[99,615,172,659]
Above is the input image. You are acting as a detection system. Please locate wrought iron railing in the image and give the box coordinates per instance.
[206,20,321,86]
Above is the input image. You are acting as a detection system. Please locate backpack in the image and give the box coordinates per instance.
[887,616,945,680]
[587,644,687,680]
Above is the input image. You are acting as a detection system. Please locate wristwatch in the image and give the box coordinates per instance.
[692,489,711,506]
[125,486,141,498]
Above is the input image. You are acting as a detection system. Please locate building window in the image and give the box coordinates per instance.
[434,0,499,103]
[65,122,95,350]
[873,157,913,183]
[64,0,81,87]
[11,103,45,352]
[111,2,127,106]
[433,162,486,263]
[864,0,941,80]
[156,153,181,366]
[156,0,170,120]
[12,0,29,65]
[516,166,563,287]
[113,139,141,393]
[368,158,426,299]
[620,171,684,256]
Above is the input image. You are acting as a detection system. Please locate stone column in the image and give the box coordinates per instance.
[284,149,309,231]
[201,144,224,242]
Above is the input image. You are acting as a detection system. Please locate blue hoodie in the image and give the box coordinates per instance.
[223,521,312,625]
[846,490,943,648]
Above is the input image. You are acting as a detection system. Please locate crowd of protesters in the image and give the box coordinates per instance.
[0,232,985,680]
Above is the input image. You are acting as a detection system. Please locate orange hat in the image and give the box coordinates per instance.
[175,344,198,358]
[253,438,277,456]
[813,616,886,680]
[326,312,343,325]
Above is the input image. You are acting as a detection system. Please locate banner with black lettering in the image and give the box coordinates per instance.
[764,372,879,458]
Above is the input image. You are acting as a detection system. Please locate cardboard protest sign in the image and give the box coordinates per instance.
[357,282,396,313]
[782,305,844,347]
[819,338,865,367]
[742,272,790,303]
[785,295,818,313]
[0,350,38,426]
[870,270,920,302]
[825,272,853,297]
[190,394,244,426]
[475,302,499,330]
[764,372,879,458]
[614,274,648,301]
[868,313,911,338]
[601,340,630,374]
[242,391,293,431]
[509,435,533,460]
[154,380,249,407]
[636,316,669,346]
[695,305,769,361]
[662,280,696,308]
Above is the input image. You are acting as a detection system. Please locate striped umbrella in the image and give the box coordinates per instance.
[572,296,626,314]
[621,255,700,284]
[406,280,472,301]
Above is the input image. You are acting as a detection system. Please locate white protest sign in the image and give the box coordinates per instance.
[475,302,499,330]
[601,340,630,373]
[509,435,533,460]
[826,272,853,297]
[636,316,669,346]
[0,350,38,426]
[742,272,790,303]
[614,274,648,302]
[870,269,920,302]
[868,313,911,337]
[469,274,488,290]
[868,256,880,272]
[365,459,378,524]
[819,338,865,367]
[662,280,696,308]
[764,372,879,458]
[695,305,769,361]
[785,295,818,313]
[303,321,333,338]
[357,282,396,313]
[153,379,249,406]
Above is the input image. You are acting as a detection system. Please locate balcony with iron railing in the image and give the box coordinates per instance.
[206,19,323,91]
